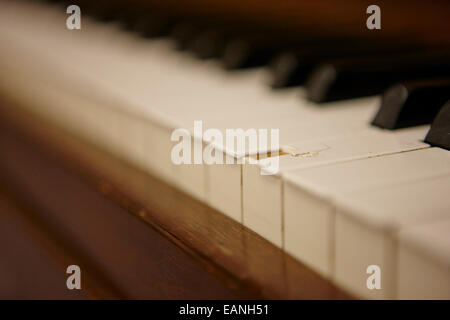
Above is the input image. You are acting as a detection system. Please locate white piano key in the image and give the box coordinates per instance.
[0,2,229,194]
[334,174,450,299]
[171,137,209,200]
[206,154,243,222]
[397,218,450,299]
[243,126,429,247]
[0,2,278,199]
[283,148,450,277]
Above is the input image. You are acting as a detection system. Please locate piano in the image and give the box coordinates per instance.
[0,0,449,299]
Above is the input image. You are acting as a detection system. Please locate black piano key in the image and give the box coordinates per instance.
[131,12,175,38]
[190,28,230,59]
[170,22,201,51]
[170,17,244,53]
[271,50,312,88]
[221,36,284,69]
[306,50,450,103]
[221,33,324,70]
[270,43,432,89]
[189,23,266,60]
[424,101,450,150]
[372,80,450,130]
[189,26,250,60]
[83,1,125,23]
[113,6,139,29]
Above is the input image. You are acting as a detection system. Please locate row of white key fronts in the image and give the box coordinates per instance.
[0,1,448,299]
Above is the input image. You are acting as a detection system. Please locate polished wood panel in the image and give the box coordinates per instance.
[0,190,88,299]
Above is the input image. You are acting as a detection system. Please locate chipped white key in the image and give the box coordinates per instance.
[207,96,379,221]
[243,126,429,247]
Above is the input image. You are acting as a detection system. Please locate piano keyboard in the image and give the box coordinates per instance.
[0,0,449,299]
